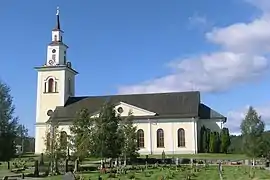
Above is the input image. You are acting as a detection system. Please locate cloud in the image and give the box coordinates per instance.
[118,1,270,95]
[119,52,268,94]
[226,104,270,134]
[188,14,208,28]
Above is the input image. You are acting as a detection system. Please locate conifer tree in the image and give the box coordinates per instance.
[70,108,94,160]
[0,80,19,161]
[119,111,139,164]
[240,106,265,165]
[220,127,230,153]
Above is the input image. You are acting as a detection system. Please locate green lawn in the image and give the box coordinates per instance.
[43,166,270,180]
[141,153,249,160]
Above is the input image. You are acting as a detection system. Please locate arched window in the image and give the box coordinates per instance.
[178,128,185,147]
[60,131,68,149]
[54,35,57,41]
[46,133,51,150]
[157,128,164,148]
[137,129,144,148]
[48,78,54,93]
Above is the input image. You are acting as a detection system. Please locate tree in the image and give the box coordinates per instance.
[119,111,139,165]
[92,102,122,161]
[44,122,67,175]
[240,106,265,165]
[209,132,215,153]
[220,128,230,153]
[16,124,29,154]
[69,108,94,160]
[0,80,19,161]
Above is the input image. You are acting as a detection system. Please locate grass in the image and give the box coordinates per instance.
[42,166,270,180]
[141,153,249,160]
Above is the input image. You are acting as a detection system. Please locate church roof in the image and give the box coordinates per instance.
[49,91,226,122]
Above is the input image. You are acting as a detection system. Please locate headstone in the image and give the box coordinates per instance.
[245,160,249,166]
[74,159,79,173]
[63,172,75,180]
[175,158,179,166]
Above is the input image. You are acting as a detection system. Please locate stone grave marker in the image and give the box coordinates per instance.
[63,172,75,180]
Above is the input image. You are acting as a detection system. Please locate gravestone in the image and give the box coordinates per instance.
[63,172,75,180]
[175,158,179,166]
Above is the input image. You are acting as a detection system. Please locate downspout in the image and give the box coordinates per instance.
[171,122,174,155]
[193,117,198,154]
[148,119,153,155]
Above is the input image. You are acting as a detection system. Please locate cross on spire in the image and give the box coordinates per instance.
[54,6,61,31]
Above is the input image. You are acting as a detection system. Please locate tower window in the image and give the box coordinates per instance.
[54,35,57,41]
[45,77,58,93]
[48,79,54,93]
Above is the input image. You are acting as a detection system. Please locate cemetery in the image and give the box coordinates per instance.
[1,153,270,180]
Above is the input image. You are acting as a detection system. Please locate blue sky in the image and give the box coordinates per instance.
[0,0,269,136]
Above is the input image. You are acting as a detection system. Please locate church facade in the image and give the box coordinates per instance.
[34,9,227,155]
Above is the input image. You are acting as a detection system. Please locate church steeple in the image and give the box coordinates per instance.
[46,6,68,66]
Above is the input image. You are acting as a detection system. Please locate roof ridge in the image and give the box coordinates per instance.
[74,91,200,99]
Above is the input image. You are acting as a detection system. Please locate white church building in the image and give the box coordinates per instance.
[34,9,227,155]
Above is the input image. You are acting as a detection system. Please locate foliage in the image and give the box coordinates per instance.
[240,106,265,158]
[44,122,67,158]
[0,80,19,161]
[91,102,122,159]
[199,126,211,153]
[15,124,29,154]
[119,111,139,160]
[69,108,94,160]
[220,128,230,153]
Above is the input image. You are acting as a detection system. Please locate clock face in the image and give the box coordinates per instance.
[52,49,56,53]
[48,60,55,66]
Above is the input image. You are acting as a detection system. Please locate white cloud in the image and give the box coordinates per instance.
[118,1,270,95]
[226,104,270,134]
[119,52,268,94]
[188,14,208,28]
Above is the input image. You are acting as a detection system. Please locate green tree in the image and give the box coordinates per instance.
[0,80,19,161]
[214,132,220,153]
[119,111,139,165]
[16,124,29,154]
[92,102,122,160]
[200,126,210,153]
[220,128,230,153]
[44,122,67,175]
[240,106,265,165]
[209,132,215,153]
[69,108,94,160]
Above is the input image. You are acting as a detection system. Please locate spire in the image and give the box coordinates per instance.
[53,6,61,31]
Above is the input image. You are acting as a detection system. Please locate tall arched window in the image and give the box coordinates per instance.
[178,128,185,147]
[54,35,57,41]
[157,128,164,148]
[137,129,144,148]
[48,78,54,93]
[60,131,68,149]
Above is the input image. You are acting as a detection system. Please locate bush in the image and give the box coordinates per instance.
[127,173,135,179]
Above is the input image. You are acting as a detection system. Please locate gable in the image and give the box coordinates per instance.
[90,101,157,118]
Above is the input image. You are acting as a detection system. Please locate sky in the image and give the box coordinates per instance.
[0,0,269,136]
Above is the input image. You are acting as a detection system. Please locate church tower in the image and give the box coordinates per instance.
[34,7,78,154]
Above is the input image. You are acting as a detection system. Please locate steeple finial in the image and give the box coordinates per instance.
[56,6,60,15]
[54,6,61,30]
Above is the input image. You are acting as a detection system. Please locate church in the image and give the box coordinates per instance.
[34,8,227,155]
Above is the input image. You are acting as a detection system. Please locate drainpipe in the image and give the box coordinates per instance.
[171,122,174,156]
[148,119,153,155]
[193,117,198,154]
